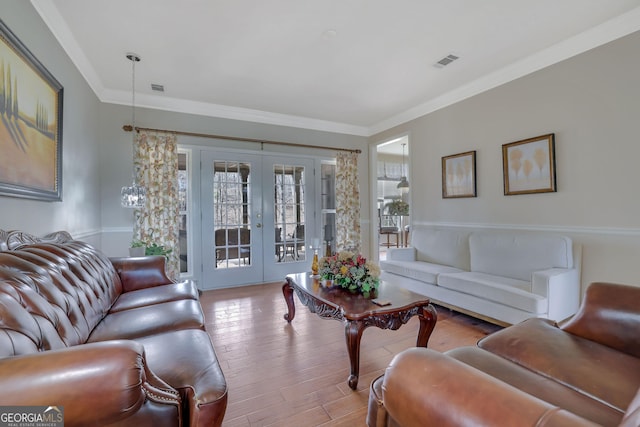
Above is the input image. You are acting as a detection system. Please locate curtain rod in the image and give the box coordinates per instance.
[122,125,362,154]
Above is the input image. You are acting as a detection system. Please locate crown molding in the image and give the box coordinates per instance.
[368,6,640,135]
[31,0,106,98]
[32,1,640,138]
[31,0,370,136]
[101,89,370,136]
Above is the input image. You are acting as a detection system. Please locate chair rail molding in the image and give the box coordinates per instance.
[415,221,640,237]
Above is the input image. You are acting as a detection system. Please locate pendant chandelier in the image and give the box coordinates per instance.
[120,53,147,208]
[397,143,410,192]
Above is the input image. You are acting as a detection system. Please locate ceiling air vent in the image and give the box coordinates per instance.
[434,54,459,69]
[151,84,164,92]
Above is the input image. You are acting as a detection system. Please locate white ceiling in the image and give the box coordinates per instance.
[377,135,408,156]
[32,1,640,136]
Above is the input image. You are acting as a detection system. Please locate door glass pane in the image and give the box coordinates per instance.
[321,161,336,256]
[213,161,252,268]
[274,164,306,263]
[178,152,189,273]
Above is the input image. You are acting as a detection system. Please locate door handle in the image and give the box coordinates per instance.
[256,223,262,228]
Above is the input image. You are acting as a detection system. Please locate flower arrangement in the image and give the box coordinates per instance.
[318,251,381,297]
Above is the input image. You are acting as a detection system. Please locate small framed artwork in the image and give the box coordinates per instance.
[442,150,477,198]
[0,18,63,201]
[502,134,556,196]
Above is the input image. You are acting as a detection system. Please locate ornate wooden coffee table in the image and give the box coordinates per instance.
[282,273,437,390]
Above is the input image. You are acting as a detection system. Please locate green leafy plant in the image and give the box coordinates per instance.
[386,200,409,216]
[144,242,172,258]
[130,238,171,259]
[130,239,145,248]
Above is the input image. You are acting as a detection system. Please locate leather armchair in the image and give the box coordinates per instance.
[381,349,599,427]
[368,282,640,427]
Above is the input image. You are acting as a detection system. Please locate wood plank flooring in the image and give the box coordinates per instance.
[200,282,502,427]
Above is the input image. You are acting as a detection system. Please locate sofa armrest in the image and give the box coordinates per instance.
[110,256,174,292]
[0,340,182,425]
[0,341,181,425]
[532,268,580,321]
[382,348,598,427]
[386,247,416,262]
[561,282,640,358]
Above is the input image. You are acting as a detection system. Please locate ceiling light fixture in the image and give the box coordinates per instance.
[397,143,409,192]
[120,52,146,209]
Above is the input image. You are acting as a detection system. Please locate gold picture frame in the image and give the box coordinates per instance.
[442,150,477,198]
[0,18,63,201]
[502,133,555,196]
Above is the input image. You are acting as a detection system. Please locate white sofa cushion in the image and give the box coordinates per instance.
[380,259,466,285]
[469,232,573,281]
[412,227,471,270]
[386,247,417,262]
[438,271,547,314]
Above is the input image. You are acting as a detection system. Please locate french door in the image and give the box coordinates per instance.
[200,151,316,288]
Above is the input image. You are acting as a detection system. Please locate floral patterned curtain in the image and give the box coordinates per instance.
[335,151,361,253]
[133,130,180,280]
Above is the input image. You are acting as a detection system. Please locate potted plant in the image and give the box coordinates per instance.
[386,200,409,216]
[144,242,172,259]
[129,239,146,257]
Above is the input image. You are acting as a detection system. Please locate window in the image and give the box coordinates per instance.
[274,164,306,263]
[320,160,336,256]
[213,161,252,268]
[178,151,190,274]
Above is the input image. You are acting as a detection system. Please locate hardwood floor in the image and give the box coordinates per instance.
[200,282,502,427]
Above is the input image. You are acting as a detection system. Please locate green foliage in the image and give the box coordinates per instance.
[386,200,409,216]
[144,242,172,258]
[130,239,171,259]
[130,239,145,248]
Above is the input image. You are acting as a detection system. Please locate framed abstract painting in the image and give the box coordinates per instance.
[442,150,477,198]
[502,134,556,196]
[0,19,63,201]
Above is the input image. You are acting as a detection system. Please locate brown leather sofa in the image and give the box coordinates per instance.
[0,229,227,426]
[368,282,640,427]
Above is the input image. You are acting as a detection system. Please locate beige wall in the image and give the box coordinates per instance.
[370,30,640,292]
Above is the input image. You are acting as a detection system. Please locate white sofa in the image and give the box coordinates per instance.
[380,227,582,325]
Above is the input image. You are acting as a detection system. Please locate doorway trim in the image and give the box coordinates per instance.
[369,132,411,262]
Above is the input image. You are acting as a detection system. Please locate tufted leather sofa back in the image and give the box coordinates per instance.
[0,238,124,357]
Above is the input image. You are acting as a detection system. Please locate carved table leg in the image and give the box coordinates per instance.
[416,303,438,347]
[282,280,296,322]
[345,319,366,390]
